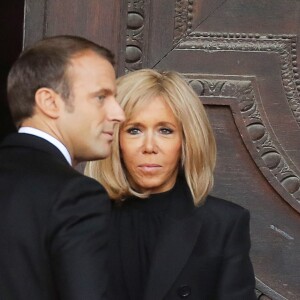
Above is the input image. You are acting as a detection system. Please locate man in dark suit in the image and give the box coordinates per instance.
[0,36,125,299]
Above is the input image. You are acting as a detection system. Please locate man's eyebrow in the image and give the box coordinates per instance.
[89,88,115,97]
[123,121,176,127]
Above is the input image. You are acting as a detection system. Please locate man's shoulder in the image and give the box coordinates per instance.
[1,133,103,190]
[1,133,72,170]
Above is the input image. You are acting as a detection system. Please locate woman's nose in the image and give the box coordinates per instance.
[143,133,157,153]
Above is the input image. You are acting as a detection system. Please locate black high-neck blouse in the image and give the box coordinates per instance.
[107,187,175,300]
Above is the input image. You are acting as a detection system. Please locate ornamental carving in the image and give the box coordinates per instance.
[126,0,146,71]
[128,0,145,10]
[185,74,300,213]
[255,290,272,300]
[126,0,195,70]
[178,32,300,128]
[255,279,288,300]
[173,0,194,44]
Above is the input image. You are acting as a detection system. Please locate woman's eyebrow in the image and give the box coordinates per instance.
[123,122,143,127]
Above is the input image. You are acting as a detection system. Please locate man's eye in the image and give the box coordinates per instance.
[160,127,173,134]
[97,95,105,101]
[126,128,140,135]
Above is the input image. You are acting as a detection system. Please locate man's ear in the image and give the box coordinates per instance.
[34,88,62,119]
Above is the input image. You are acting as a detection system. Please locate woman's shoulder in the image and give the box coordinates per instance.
[205,195,247,210]
[198,195,250,222]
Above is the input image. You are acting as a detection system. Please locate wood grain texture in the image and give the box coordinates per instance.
[24,0,127,74]
[130,0,300,298]
[22,0,300,298]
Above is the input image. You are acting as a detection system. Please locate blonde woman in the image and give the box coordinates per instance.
[86,69,256,300]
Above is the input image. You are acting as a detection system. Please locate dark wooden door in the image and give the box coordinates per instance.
[23,1,300,299]
[124,1,300,299]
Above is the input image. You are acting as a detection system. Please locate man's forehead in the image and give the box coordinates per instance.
[67,51,115,79]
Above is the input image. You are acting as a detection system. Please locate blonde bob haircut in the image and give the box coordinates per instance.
[85,69,216,206]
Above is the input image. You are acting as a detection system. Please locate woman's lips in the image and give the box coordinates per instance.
[138,164,161,172]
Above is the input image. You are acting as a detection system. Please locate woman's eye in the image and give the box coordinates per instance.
[160,127,173,134]
[126,127,141,135]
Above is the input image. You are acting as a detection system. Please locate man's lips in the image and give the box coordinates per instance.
[102,131,114,139]
[103,131,113,136]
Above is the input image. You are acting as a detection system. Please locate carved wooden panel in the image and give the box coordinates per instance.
[22,0,300,298]
[121,0,300,299]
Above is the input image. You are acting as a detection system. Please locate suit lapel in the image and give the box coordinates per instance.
[144,176,204,300]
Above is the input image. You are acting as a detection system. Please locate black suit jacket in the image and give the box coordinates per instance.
[0,133,110,300]
[142,177,257,300]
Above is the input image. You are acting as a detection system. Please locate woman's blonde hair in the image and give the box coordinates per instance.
[85,69,216,206]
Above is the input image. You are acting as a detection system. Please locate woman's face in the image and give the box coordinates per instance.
[120,96,182,194]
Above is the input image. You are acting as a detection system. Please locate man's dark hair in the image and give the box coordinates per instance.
[7,35,114,126]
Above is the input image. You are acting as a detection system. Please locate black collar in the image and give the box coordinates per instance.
[144,175,205,300]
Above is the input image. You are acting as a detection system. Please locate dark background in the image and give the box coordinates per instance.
[0,1,24,141]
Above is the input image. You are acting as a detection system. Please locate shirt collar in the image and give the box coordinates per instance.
[18,127,72,166]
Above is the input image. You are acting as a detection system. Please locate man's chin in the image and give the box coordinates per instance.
[75,153,109,164]
[92,148,111,161]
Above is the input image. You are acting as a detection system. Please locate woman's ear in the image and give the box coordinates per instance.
[34,88,62,119]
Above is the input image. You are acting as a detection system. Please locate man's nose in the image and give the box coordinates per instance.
[109,98,125,123]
